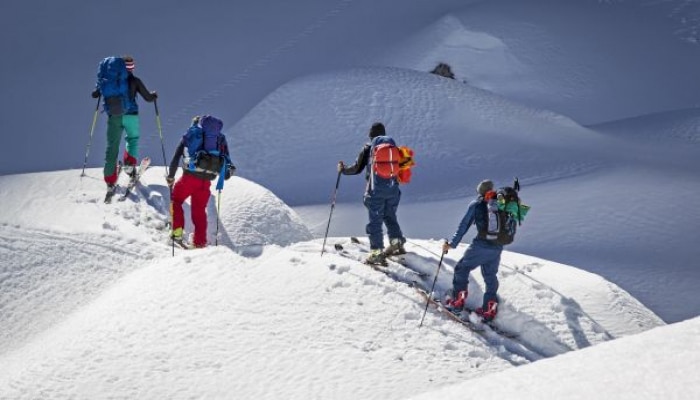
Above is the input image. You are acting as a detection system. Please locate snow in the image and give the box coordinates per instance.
[2,0,700,399]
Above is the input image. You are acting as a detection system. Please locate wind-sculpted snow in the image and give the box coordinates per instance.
[0,164,677,400]
[216,176,313,250]
[381,1,700,125]
[232,66,613,205]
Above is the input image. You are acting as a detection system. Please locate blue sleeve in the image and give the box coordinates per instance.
[449,199,478,248]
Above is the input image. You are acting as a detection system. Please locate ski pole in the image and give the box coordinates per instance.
[154,99,169,177]
[214,163,228,247]
[321,170,342,256]
[419,246,446,328]
[169,187,175,257]
[215,190,222,246]
[81,95,101,177]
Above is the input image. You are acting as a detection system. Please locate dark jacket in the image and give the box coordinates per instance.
[340,143,371,180]
[168,136,234,182]
[341,138,400,194]
[168,141,217,181]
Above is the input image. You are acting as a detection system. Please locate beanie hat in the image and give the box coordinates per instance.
[123,56,135,71]
[368,122,385,138]
[476,179,494,196]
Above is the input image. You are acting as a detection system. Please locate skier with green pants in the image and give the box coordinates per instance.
[92,55,157,188]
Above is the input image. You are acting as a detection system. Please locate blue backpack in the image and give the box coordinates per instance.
[96,56,128,113]
[183,115,229,178]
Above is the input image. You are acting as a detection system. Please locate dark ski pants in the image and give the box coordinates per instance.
[452,240,502,308]
[363,187,403,250]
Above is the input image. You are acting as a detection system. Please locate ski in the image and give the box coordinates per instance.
[345,237,517,338]
[333,240,427,280]
[347,237,421,274]
[119,156,151,202]
[415,288,518,338]
[173,238,192,250]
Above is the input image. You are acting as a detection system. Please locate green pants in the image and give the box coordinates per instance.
[104,114,140,177]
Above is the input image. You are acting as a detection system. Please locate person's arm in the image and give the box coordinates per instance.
[339,144,369,175]
[167,141,185,181]
[448,199,478,248]
[219,135,236,179]
[132,76,157,102]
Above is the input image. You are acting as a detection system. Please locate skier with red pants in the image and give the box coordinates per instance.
[167,115,234,248]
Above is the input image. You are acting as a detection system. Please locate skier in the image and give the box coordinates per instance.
[441,179,503,322]
[166,115,234,249]
[338,122,407,265]
[92,55,157,189]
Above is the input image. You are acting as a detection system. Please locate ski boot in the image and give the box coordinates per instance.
[476,300,499,322]
[444,289,468,314]
[171,228,190,249]
[383,237,406,256]
[365,249,387,266]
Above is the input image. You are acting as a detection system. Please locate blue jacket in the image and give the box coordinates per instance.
[448,197,503,249]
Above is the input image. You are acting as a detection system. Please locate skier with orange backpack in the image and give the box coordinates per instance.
[338,122,414,265]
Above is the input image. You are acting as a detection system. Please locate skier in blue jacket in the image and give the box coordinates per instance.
[441,179,502,321]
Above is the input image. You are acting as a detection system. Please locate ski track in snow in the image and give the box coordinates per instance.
[0,224,159,355]
[295,237,616,363]
[0,169,667,399]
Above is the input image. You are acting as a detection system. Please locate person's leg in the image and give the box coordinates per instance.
[121,115,140,172]
[171,174,196,238]
[104,116,124,185]
[452,247,482,297]
[190,178,212,248]
[363,193,386,250]
[450,243,496,308]
[480,248,502,307]
[383,189,404,243]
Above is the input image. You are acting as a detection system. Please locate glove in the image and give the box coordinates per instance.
[91,90,100,99]
[337,161,345,172]
[442,241,450,254]
[166,177,175,188]
[150,91,158,99]
[225,164,236,180]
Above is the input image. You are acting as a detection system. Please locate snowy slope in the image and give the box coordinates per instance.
[0,168,310,355]
[1,0,699,398]
[381,0,700,124]
[409,316,700,400]
[0,169,666,399]
[231,66,614,205]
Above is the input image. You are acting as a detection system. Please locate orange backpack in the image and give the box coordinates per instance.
[372,141,402,179]
[397,146,415,184]
[370,136,416,185]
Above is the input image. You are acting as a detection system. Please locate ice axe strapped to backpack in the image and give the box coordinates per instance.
[480,178,530,245]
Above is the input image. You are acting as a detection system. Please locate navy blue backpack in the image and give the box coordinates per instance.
[183,115,229,178]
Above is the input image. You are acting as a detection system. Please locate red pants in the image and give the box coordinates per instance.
[171,174,212,247]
